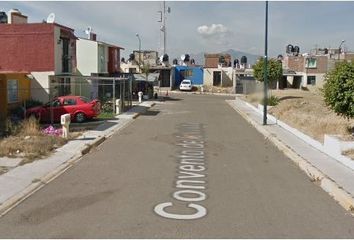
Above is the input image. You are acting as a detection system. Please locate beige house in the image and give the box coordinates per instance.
[203,53,234,87]
[282,48,354,89]
[203,67,234,87]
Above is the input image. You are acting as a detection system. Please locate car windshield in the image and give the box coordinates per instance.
[182,80,191,84]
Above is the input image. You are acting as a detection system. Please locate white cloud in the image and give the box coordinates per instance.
[197,24,229,36]
[197,24,232,46]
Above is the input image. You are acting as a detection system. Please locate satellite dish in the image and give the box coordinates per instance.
[46,13,55,23]
[159,55,164,62]
[85,26,92,35]
[180,54,186,61]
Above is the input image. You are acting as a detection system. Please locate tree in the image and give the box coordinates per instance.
[252,57,283,87]
[141,63,150,81]
[323,61,354,118]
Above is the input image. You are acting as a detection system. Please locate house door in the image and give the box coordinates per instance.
[160,70,171,87]
[213,71,221,86]
[293,76,302,88]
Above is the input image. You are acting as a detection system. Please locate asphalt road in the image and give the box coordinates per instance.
[0,93,354,238]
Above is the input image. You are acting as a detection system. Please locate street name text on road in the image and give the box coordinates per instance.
[154,123,207,220]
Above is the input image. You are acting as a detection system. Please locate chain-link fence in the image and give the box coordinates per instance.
[48,75,132,122]
[0,75,132,131]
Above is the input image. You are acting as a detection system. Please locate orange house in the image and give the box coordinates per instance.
[0,72,31,128]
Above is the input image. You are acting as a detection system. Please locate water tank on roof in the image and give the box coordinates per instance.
[219,55,225,64]
[184,54,190,62]
[191,59,195,65]
[286,44,294,54]
[173,58,178,65]
[0,12,7,24]
[241,56,247,64]
[162,54,169,62]
[129,53,135,61]
[294,46,300,56]
[277,54,283,61]
[324,48,329,54]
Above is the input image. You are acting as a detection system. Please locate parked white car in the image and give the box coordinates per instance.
[179,79,193,91]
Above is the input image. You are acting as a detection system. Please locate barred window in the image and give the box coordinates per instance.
[7,79,18,103]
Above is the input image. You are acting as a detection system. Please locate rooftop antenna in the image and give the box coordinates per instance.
[46,13,55,23]
[84,26,92,39]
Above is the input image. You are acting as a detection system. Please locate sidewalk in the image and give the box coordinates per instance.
[227,98,354,213]
[0,101,156,216]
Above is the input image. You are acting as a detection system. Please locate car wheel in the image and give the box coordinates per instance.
[75,112,86,123]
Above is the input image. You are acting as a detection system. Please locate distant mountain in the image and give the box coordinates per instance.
[190,49,260,66]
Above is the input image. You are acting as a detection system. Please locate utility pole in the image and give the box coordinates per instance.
[338,40,345,60]
[263,0,269,125]
[159,1,170,55]
[163,0,166,55]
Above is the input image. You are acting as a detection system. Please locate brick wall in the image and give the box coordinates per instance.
[204,54,231,68]
[287,56,305,72]
[0,23,55,72]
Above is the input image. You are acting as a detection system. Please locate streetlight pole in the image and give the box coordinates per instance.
[136,33,141,70]
[263,0,269,125]
[338,40,345,60]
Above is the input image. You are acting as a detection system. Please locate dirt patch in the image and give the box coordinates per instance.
[202,85,233,94]
[0,118,80,164]
[242,89,354,142]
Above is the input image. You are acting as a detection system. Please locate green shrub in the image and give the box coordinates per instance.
[101,101,113,113]
[261,95,280,106]
[323,62,354,118]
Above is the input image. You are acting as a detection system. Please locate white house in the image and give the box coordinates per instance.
[75,36,124,98]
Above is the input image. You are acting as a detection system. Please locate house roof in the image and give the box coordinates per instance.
[283,69,297,75]
[204,53,231,58]
[0,71,29,74]
[78,37,124,50]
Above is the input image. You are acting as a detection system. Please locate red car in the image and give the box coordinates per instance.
[26,96,101,123]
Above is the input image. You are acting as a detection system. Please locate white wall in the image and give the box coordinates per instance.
[203,67,233,87]
[76,38,98,75]
[120,62,139,73]
[54,26,75,74]
[30,71,55,103]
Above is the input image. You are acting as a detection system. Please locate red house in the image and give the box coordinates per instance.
[0,11,77,102]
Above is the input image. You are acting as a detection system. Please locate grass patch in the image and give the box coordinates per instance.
[98,112,115,119]
[0,117,69,164]
[242,89,354,142]
[261,95,280,106]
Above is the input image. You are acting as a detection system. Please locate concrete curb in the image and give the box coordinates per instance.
[226,100,354,214]
[0,102,155,217]
[241,99,354,171]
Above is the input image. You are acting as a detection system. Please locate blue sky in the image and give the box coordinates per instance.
[2,1,354,60]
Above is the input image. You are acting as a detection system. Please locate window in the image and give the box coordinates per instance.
[307,76,316,85]
[80,97,90,103]
[7,79,18,103]
[63,98,77,105]
[306,58,317,68]
[182,70,193,78]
